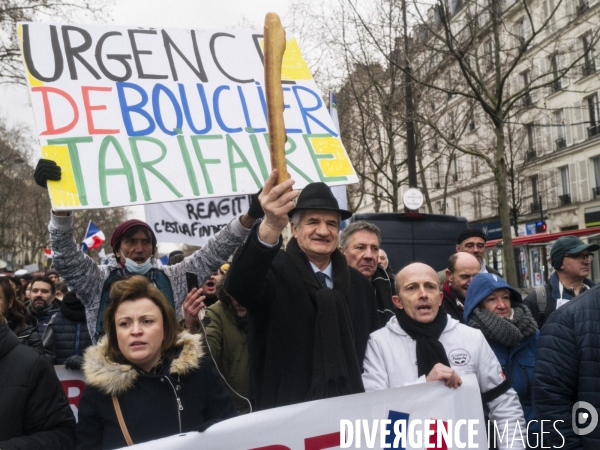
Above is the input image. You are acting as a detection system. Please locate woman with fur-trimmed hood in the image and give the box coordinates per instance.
[76,276,237,449]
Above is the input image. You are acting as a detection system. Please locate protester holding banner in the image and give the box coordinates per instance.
[463,273,540,445]
[361,263,526,450]
[0,277,44,352]
[226,172,379,410]
[36,159,262,343]
[76,276,237,449]
[0,314,76,449]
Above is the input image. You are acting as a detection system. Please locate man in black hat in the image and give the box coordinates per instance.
[524,235,599,327]
[225,170,378,410]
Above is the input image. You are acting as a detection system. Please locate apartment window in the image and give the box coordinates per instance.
[526,123,535,151]
[484,39,494,70]
[446,72,453,99]
[473,191,482,219]
[582,32,596,77]
[453,196,462,216]
[586,94,600,138]
[555,110,566,149]
[530,175,540,213]
[469,110,477,131]
[593,157,600,197]
[451,154,459,181]
[434,162,441,188]
[550,55,561,92]
[560,166,571,206]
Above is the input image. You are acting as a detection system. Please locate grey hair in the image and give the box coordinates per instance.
[290,210,306,227]
[339,221,381,250]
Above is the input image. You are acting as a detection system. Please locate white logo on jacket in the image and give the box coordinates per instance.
[449,348,471,366]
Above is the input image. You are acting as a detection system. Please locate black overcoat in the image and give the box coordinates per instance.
[226,227,379,411]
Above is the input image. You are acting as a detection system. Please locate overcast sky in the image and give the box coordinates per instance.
[0,0,292,253]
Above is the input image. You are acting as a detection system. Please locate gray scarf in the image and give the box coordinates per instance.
[468,303,537,347]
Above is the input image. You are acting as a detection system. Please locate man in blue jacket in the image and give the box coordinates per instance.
[533,283,600,449]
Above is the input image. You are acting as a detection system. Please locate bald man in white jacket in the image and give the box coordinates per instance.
[362,263,526,450]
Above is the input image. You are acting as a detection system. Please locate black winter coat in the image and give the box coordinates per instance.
[533,283,600,449]
[225,227,379,411]
[76,332,237,449]
[372,266,395,328]
[0,321,76,450]
[43,304,93,365]
[8,316,44,351]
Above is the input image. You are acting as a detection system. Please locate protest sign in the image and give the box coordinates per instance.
[19,23,358,210]
[145,195,250,246]
[128,374,487,449]
[56,365,86,421]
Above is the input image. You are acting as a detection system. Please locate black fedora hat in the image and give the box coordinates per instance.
[288,182,353,220]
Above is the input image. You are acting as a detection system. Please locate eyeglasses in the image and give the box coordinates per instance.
[566,253,594,262]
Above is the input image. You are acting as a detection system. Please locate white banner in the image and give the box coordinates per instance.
[128,374,487,449]
[144,195,250,246]
[19,23,358,211]
[56,365,86,422]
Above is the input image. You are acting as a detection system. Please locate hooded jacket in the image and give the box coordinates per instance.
[49,211,249,344]
[362,315,526,450]
[76,332,237,449]
[0,321,76,450]
[463,273,539,438]
[204,300,251,414]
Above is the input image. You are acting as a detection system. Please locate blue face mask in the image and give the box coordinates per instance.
[125,257,152,275]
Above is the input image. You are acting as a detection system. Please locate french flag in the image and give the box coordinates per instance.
[43,248,53,258]
[81,221,105,251]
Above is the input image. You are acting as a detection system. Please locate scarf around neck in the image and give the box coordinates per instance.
[395,308,450,377]
[468,303,538,347]
[285,237,364,400]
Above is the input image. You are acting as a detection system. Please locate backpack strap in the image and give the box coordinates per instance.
[481,379,512,403]
[535,285,547,317]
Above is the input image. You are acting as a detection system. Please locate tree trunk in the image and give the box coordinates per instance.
[494,124,517,286]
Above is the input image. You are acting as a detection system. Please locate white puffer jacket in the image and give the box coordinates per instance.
[362,315,526,450]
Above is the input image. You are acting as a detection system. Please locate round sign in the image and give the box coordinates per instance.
[403,188,424,210]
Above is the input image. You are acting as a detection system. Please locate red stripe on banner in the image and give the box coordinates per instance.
[304,431,340,450]
[429,419,449,450]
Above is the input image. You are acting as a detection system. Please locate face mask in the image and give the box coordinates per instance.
[125,257,152,275]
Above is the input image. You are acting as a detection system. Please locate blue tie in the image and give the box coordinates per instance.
[316,271,328,288]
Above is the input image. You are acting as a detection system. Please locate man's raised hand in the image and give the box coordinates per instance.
[257,169,299,245]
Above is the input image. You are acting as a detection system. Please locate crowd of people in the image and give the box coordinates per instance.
[1,163,599,449]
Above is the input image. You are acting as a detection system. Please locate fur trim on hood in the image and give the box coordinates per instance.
[82,331,204,396]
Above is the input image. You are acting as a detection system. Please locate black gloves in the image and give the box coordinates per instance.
[34,158,61,188]
[247,189,264,219]
[65,355,83,370]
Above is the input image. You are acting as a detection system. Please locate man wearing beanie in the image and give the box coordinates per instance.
[437,228,501,286]
[35,157,266,343]
[524,235,599,327]
[46,208,261,343]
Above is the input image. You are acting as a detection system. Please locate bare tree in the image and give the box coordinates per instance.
[0,0,109,83]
